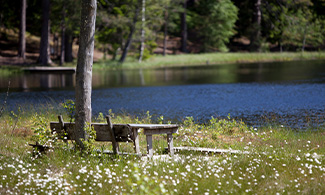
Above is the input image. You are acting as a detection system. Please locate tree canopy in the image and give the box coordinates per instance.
[1,0,324,64]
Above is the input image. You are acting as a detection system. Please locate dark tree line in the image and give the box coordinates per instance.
[1,0,324,65]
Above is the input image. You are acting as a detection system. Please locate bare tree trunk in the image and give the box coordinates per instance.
[180,0,187,53]
[250,0,262,52]
[163,9,168,56]
[138,0,146,63]
[302,24,307,52]
[64,32,73,62]
[18,0,26,60]
[75,0,97,149]
[60,6,66,66]
[119,1,140,63]
[38,0,52,65]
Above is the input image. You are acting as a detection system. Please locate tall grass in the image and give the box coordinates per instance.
[0,104,324,194]
[94,52,325,69]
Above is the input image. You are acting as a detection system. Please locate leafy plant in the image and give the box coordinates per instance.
[62,99,75,122]
[79,123,97,154]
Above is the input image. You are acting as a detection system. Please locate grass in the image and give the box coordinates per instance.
[0,102,324,194]
[93,51,325,70]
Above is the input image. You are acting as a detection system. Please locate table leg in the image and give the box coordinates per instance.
[132,128,140,155]
[146,134,153,158]
[167,133,174,156]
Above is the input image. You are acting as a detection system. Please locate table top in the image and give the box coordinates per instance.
[128,124,179,129]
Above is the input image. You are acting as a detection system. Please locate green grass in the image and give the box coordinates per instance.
[0,103,324,194]
[93,51,325,70]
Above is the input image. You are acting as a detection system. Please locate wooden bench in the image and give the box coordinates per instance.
[31,115,179,157]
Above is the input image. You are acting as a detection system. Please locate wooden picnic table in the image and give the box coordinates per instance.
[128,124,179,158]
[31,115,179,158]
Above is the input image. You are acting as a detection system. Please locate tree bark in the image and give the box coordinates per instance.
[138,0,146,63]
[18,0,26,60]
[75,0,97,149]
[180,0,188,53]
[60,6,66,66]
[64,32,74,62]
[119,1,140,63]
[163,9,168,56]
[38,0,52,65]
[250,0,262,52]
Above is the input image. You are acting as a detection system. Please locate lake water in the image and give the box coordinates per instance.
[1,60,325,128]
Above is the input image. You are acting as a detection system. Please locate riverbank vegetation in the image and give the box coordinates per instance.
[0,103,324,194]
[93,51,325,69]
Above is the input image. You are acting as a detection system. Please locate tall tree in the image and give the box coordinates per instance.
[18,0,26,60]
[38,0,52,65]
[75,0,97,149]
[60,4,66,65]
[119,0,141,63]
[180,0,188,53]
[250,0,262,52]
[190,0,238,52]
[138,0,146,62]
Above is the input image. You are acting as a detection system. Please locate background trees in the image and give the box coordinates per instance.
[0,0,324,65]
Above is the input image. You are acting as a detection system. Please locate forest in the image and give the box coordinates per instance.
[0,0,325,65]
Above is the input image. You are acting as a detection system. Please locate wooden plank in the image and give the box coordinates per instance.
[131,127,141,155]
[128,124,179,129]
[146,135,153,158]
[50,122,132,142]
[172,147,250,154]
[143,128,178,135]
[23,67,76,73]
[106,116,119,154]
[167,134,174,156]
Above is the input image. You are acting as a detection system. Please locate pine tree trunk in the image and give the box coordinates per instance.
[60,7,66,66]
[138,0,146,63]
[75,0,97,149]
[163,9,168,56]
[119,1,140,63]
[38,0,52,65]
[180,0,187,53]
[250,0,262,52]
[64,32,73,62]
[18,0,26,60]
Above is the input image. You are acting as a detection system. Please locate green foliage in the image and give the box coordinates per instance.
[61,99,75,121]
[209,114,252,135]
[79,123,97,154]
[31,114,56,147]
[189,0,238,52]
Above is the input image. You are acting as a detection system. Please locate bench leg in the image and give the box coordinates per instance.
[146,135,153,158]
[132,128,141,155]
[167,133,174,156]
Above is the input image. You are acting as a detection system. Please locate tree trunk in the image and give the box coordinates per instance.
[163,9,168,56]
[119,1,140,63]
[18,0,26,60]
[75,0,97,149]
[60,6,66,66]
[180,0,187,53]
[250,0,262,52]
[65,32,74,62]
[38,0,52,65]
[138,0,146,63]
[302,24,307,52]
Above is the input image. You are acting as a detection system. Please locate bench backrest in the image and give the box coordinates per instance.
[50,116,133,142]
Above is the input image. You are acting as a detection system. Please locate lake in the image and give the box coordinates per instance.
[1,60,324,128]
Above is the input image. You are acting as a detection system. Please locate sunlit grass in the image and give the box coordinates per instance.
[94,52,325,69]
[0,103,324,194]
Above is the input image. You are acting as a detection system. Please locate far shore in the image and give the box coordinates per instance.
[1,51,325,70]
